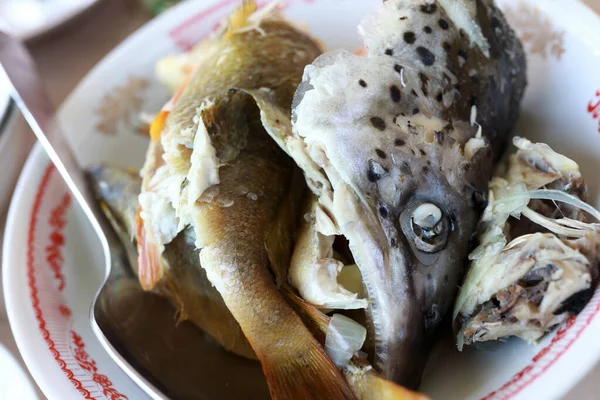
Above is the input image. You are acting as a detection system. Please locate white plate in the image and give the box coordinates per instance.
[3,0,600,399]
[0,344,40,400]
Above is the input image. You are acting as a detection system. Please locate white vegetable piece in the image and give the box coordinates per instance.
[325,314,367,368]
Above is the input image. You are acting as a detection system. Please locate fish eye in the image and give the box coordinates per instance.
[400,201,449,253]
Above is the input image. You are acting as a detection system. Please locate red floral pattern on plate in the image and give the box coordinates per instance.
[45,192,70,291]
[589,90,600,133]
[71,332,128,400]
[28,165,128,399]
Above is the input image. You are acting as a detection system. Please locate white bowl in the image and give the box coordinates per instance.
[3,0,600,399]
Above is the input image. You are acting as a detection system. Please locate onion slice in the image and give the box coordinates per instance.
[325,314,367,368]
[498,189,600,222]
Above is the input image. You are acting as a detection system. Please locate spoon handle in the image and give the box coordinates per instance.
[0,32,109,247]
[0,32,171,399]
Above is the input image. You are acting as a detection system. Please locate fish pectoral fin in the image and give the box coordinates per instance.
[159,277,189,324]
[135,209,165,291]
[282,285,329,342]
[266,170,306,287]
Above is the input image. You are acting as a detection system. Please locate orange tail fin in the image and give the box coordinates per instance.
[135,208,164,290]
[260,333,356,400]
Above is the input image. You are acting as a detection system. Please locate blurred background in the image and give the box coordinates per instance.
[0,0,599,398]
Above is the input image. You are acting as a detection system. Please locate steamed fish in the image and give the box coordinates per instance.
[282,286,430,400]
[88,166,254,359]
[89,165,431,400]
[136,3,357,399]
[276,0,526,387]
[454,137,600,348]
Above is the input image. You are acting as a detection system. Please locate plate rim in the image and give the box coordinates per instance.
[4,0,600,399]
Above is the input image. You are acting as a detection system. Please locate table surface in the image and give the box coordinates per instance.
[1,0,599,399]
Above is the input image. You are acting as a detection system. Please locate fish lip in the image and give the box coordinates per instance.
[361,240,430,388]
[363,246,460,389]
[334,196,424,386]
[350,192,474,388]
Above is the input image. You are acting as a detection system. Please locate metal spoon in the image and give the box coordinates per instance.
[0,31,168,400]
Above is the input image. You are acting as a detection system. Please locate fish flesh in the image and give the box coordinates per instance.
[454,137,600,348]
[136,3,358,399]
[87,165,255,359]
[275,0,527,388]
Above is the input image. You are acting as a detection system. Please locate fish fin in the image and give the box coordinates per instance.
[225,0,258,39]
[259,334,357,400]
[265,210,292,287]
[135,208,164,290]
[160,277,189,325]
[282,285,329,342]
[266,172,305,287]
[344,361,430,400]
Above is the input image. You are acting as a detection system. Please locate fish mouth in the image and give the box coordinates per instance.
[365,243,466,388]
[335,181,478,388]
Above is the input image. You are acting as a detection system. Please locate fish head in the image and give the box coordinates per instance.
[361,145,486,387]
[290,0,526,387]
[293,57,489,383]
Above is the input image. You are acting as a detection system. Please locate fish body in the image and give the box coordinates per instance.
[88,166,255,359]
[282,0,527,387]
[137,4,356,399]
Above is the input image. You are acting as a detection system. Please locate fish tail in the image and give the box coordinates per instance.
[258,334,357,400]
[344,362,430,400]
[135,208,164,290]
[258,286,354,399]
[225,0,258,39]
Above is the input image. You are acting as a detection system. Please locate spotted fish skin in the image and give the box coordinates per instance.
[289,0,527,387]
